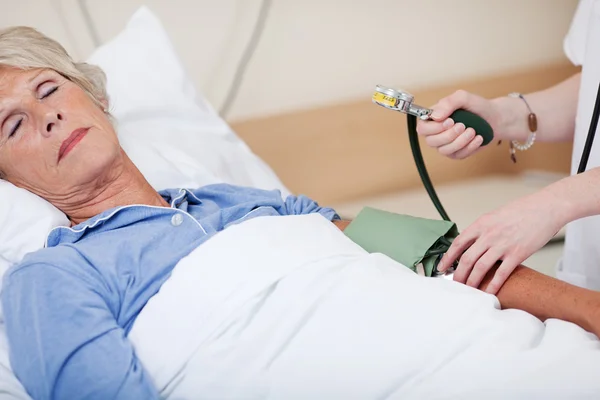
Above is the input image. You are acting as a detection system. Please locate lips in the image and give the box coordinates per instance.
[58,127,90,162]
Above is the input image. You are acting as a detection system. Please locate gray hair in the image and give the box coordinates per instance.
[0,26,109,111]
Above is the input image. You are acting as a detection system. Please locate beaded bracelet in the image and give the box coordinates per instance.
[506,92,537,163]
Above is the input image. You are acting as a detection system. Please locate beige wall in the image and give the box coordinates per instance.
[227,0,580,122]
[2,0,580,121]
[232,62,579,204]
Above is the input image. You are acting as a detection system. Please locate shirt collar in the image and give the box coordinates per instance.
[45,188,195,248]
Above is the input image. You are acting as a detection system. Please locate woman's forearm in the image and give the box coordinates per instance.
[336,215,600,335]
[492,72,581,143]
[478,263,600,337]
[333,219,351,231]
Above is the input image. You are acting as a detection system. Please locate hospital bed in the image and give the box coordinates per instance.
[0,6,597,399]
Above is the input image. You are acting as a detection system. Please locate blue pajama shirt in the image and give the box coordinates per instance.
[1,183,339,399]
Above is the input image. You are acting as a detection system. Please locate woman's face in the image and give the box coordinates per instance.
[0,67,121,201]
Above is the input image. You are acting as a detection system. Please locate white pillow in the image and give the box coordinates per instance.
[0,5,290,273]
[0,182,69,276]
[88,5,290,194]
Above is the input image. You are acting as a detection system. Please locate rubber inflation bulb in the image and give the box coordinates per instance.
[449,109,494,146]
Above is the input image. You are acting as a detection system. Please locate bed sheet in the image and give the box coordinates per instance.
[129,213,600,399]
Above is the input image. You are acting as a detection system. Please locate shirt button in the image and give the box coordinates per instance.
[171,213,184,227]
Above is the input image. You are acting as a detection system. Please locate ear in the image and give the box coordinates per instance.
[99,97,109,113]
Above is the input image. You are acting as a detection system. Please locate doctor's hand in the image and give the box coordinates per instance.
[437,189,566,295]
[416,90,504,159]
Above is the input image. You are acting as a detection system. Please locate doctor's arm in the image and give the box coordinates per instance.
[416,71,581,158]
[1,264,160,400]
[488,71,581,144]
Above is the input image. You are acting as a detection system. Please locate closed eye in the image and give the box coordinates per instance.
[41,86,58,99]
[9,119,22,138]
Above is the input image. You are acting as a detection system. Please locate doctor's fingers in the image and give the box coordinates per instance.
[465,247,505,289]
[449,134,485,160]
[423,122,465,147]
[436,127,477,156]
[416,117,454,136]
[438,230,477,272]
[484,255,522,295]
[452,240,490,284]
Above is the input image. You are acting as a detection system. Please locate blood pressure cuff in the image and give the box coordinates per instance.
[343,207,459,277]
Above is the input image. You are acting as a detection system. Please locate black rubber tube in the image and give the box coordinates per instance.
[407,114,451,221]
[577,82,600,174]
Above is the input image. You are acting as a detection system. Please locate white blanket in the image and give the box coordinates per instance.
[129,214,600,399]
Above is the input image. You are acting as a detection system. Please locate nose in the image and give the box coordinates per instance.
[41,111,63,138]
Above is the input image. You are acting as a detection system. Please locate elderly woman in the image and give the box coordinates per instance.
[1,26,600,400]
[0,26,341,397]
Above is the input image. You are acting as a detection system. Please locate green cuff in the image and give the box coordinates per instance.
[343,207,459,277]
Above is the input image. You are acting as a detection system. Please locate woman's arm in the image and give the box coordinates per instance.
[478,263,600,337]
[2,264,160,400]
[333,219,351,231]
[335,216,600,335]
[492,72,581,143]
